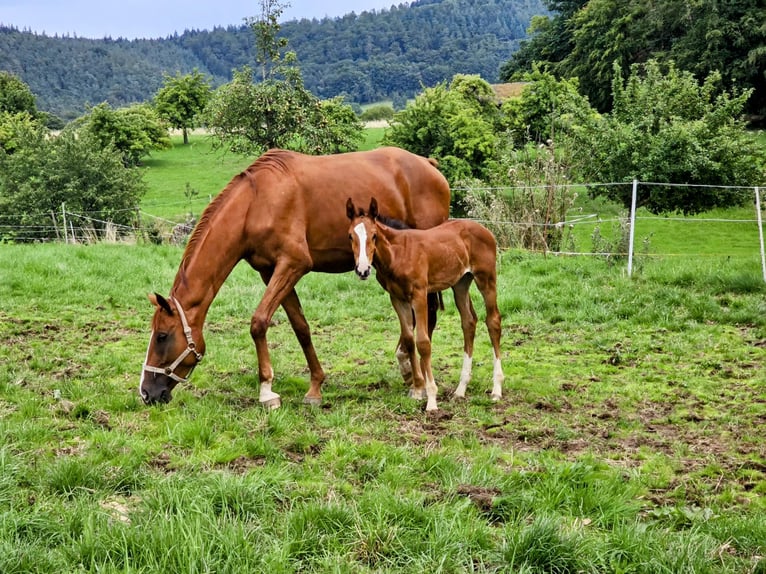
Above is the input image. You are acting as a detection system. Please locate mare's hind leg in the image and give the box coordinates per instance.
[280,289,325,405]
[252,262,311,409]
[474,270,504,401]
[452,275,478,399]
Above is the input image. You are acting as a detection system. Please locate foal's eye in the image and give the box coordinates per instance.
[372,234,377,242]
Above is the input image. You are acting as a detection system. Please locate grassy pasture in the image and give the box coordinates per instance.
[1,135,766,572]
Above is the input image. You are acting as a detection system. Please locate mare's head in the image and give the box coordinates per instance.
[139,293,204,404]
[346,197,380,280]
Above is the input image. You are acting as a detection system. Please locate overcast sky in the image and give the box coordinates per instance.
[1,0,404,39]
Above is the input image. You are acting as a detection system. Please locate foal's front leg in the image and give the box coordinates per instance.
[390,297,426,401]
[412,294,438,411]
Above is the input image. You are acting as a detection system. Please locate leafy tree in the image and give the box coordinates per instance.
[206,1,362,155]
[154,70,212,144]
[359,104,394,122]
[79,103,171,167]
[384,74,503,213]
[246,0,290,81]
[501,65,597,145]
[0,126,145,242]
[0,111,43,154]
[0,71,37,115]
[566,61,761,214]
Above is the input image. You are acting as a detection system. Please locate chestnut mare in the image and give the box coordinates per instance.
[346,197,504,411]
[140,147,450,407]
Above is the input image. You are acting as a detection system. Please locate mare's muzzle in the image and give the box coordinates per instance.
[140,372,175,404]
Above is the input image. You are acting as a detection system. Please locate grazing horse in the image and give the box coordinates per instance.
[140,147,450,407]
[346,197,504,411]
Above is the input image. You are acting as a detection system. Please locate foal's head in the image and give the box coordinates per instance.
[346,197,380,280]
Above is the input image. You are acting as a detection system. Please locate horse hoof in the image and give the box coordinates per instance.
[261,397,281,410]
[408,388,426,400]
[490,393,501,402]
[303,396,322,407]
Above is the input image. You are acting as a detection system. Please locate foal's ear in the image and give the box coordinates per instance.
[368,197,379,220]
[148,292,173,315]
[346,198,356,221]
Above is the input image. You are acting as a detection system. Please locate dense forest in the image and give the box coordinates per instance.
[501,0,766,120]
[0,0,547,121]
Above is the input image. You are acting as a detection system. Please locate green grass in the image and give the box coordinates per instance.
[2,130,765,572]
[1,240,765,572]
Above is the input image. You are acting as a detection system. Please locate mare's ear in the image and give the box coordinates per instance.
[369,197,379,220]
[346,198,356,221]
[148,293,173,315]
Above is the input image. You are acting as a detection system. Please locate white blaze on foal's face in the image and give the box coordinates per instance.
[353,221,372,278]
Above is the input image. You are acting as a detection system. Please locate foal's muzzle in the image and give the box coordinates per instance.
[355,267,371,280]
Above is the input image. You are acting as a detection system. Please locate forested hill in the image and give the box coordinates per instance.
[0,0,547,121]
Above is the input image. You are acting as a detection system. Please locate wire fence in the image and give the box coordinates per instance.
[2,181,764,280]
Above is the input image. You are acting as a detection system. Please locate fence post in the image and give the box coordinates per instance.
[755,187,766,283]
[61,203,68,244]
[627,179,638,277]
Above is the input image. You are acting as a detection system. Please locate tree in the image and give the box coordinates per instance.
[384,75,504,213]
[79,103,171,167]
[565,61,761,215]
[154,70,212,144]
[246,0,290,81]
[206,1,362,155]
[501,65,597,146]
[0,71,37,116]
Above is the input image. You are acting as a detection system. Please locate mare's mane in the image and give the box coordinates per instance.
[178,149,293,275]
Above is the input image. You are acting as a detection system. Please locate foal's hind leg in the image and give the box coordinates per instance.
[474,270,504,401]
[452,275,478,399]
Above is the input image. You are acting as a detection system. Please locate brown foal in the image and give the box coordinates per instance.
[347,197,504,411]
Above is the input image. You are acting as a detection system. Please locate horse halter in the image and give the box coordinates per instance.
[143,297,203,385]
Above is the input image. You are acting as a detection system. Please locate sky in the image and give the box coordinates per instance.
[1,0,404,39]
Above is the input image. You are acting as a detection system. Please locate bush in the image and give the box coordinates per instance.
[359,104,394,122]
[0,126,146,242]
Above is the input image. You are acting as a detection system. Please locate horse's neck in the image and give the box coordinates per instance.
[171,192,249,325]
[372,224,400,273]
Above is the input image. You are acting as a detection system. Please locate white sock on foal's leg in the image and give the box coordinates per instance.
[454,353,472,398]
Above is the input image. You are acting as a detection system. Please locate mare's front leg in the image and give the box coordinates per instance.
[252,260,310,408]
[412,293,438,411]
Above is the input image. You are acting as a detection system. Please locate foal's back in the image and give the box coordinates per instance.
[383,219,497,292]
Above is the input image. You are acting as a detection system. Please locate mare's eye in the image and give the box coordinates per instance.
[157,333,168,343]
[372,234,377,242]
